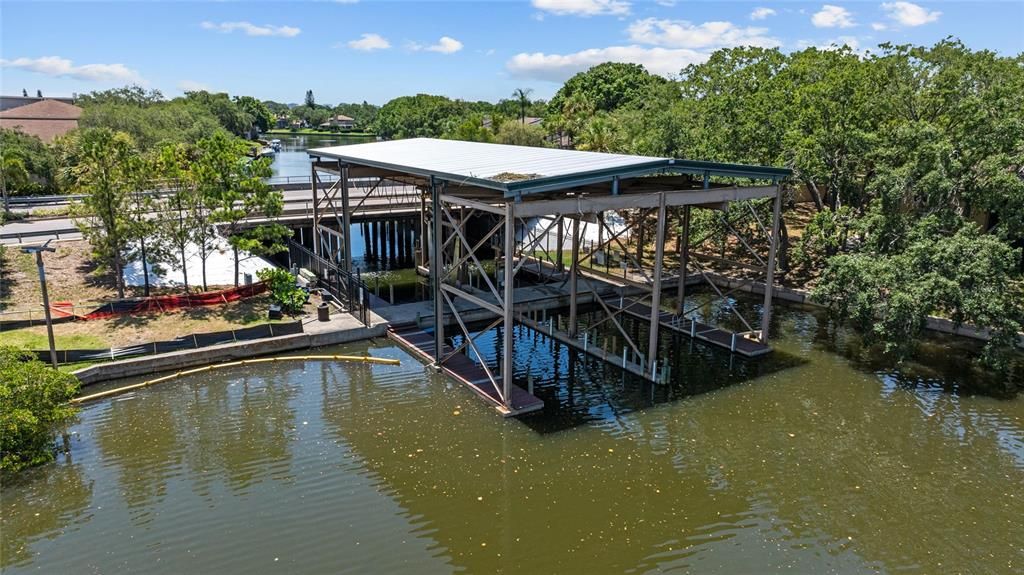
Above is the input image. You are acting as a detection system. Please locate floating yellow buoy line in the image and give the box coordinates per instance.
[71,354,401,404]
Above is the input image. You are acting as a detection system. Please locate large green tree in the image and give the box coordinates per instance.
[193,132,289,286]
[0,346,79,474]
[373,94,471,139]
[63,128,142,298]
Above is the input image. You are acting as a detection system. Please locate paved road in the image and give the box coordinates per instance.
[2,189,421,245]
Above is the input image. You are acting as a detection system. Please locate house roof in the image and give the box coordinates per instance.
[333,114,354,121]
[309,137,791,198]
[0,99,82,120]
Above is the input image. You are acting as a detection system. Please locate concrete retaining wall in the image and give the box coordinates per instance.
[74,322,387,386]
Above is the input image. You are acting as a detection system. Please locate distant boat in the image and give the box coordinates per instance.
[258,147,276,158]
[270,139,282,151]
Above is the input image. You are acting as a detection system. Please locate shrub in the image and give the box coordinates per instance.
[257,267,307,313]
[0,347,80,474]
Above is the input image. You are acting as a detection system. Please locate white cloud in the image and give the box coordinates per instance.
[347,33,391,51]
[200,21,301,37]
[871,22,888,31]
[408,36,464,54]
[0,56,142,83]
[177,80,211,92]
[426,36,464,54]
[811,5,855,28]
[507,45,706,82]
[531,0,631,17]
[627,18,781,49]
[750,7,776,20]
[881,2,940,26]
[656,0,677,6]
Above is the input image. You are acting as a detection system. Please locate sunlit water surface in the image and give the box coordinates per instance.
[3,297,1022,574]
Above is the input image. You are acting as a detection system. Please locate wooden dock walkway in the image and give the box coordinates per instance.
[602,295,771,357]
[387,324,544,417]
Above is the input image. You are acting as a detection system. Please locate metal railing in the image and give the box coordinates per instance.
[7,176,338,206]
[288,240,373,326]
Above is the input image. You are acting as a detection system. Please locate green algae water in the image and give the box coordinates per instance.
[2,299,1021,574]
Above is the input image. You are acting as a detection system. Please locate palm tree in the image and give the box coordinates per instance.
[512,88,533,124]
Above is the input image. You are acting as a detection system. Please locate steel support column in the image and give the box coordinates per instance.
[340,162,353,272]
[431,177,444,363]
[648,193,667,378]
[568,216,580,337]
[760,183,783,343]
[311,162,320,257]
[676,205,691,315]
[502,200,516,405]
[556,217,564,272]
[419,192,427,267]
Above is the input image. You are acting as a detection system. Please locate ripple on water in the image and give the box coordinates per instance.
[2,298,1023,574]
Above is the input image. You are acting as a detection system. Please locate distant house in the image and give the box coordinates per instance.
[275,115,290,129]
[320,114,356,130]
[0,98,83,142]
[0,95,75,113]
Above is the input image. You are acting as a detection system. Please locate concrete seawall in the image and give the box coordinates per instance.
[75,314,387,386]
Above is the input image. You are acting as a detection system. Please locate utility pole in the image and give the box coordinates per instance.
[21,240,58,368]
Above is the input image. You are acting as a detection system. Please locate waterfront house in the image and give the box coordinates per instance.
[0,98,82,142]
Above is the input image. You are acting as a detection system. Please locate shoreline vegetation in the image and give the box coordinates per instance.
[0,37,1022,473]
[263,128,375,137]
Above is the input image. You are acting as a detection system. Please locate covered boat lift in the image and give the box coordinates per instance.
[308,138,791,415]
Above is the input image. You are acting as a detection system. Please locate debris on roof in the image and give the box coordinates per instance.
[489,172,543,182]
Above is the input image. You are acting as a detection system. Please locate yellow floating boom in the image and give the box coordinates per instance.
[71,354,400,404]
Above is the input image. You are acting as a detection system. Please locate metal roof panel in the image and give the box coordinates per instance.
[308,138,791,197]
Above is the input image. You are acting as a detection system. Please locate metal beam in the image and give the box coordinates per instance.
[760,183,783,343]
[676,206,690,315]
[439,194,506,215]
[440,283,504,317]
[512,185,777,217]
[311,163,320,257]
[502,200,515,406]
[648,193,667,378]
[340,162,353,271]
[568,216,580,337]
[431,177,444,364]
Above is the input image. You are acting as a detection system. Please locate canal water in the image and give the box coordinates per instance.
[270,133,374,180]
[3,294,1021,573]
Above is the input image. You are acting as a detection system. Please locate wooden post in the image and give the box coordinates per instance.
[760,183,783,343]
[648,193,667,379]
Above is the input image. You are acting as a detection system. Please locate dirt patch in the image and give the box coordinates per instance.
[2,240,307,350]
[3,294,309,349]
[1,240,232,312]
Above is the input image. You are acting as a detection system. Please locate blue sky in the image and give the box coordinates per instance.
[2,1,1021,105]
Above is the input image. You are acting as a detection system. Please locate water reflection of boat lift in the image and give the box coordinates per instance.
[305,138,791,416]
